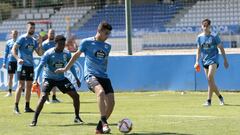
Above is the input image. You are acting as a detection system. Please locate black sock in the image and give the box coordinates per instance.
[33,112,40,122]
[9,89,12,93]
[101,116,107,124]
[52,95,56,100]
[15,103,18,108]
[207,99,211,103]
[218,95,223,99]
[25,102,30,108]
[22,89,25,92]
[96,120,102,130]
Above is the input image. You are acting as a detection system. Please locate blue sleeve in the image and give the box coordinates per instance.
[215,35,221,45]
[34,39,38,49]
[196,36,200,47]
[34,53,48,81]
[70,65,78,80]
[3,42,9,64]
[79,40,86,52]
[67,53,78,80]
[16,37,23,47]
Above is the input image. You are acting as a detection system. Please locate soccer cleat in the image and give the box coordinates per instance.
[14,107,21,114]
[29,121,37,127]
[74,117,84,124]
[4,93,12,97]
[24,107,35,113]
[203,101,211,106]
[219,97,225,106]
[95,129,103,134]
[51,98,61,103]
[102,124,111,134]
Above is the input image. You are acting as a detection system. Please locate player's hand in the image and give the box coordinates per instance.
[18,59,24,65]
[2,64,6,68]
[224,60,229,69]
[76,79,81,87]
[55,68,66,73]
[194,62,199,69]
[33,80,39,85]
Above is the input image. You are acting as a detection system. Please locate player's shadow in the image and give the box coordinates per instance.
[223,103,240,107]
[61,101,96,104]
[129,132,193,135]
[53,122,117,127]
[43,111,98,114]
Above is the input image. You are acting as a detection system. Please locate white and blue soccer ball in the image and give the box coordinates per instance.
[117,118,133,133]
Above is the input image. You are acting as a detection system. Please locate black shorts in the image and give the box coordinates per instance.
[8,61,17,74]
[203,63,219,69]
[85,75,114,94]
[17,66,34,81]
[42,78,76,94]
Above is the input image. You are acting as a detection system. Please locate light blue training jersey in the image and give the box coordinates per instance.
[197,33,221,66]
[15,33,38,67]
[79,37,111,79]
[3,39,17,64]
[34,48,78,81]
[42,40,55,51]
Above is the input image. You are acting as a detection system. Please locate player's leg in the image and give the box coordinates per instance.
[14,80,24,114]
[24,66,35,112]
[57,78,83,123]
[30,92,49,126]
[208,64,224,105]
[5,73,14,97]
[203,66,213,106]
[30,79,54,126]
[51,87,61,103]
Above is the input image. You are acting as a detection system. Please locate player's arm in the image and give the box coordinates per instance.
[194,45,201,68]
[35,37,44,56]
[11,43,23,65]
[218,44,229,69]
[2,43,9,68]
[55,50,82,73]
[70,65,81,87]
[33,54,47,83]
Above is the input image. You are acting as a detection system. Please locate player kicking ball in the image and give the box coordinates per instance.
[30,35,83,126]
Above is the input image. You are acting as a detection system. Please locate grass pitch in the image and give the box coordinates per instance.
[0,91,240,135]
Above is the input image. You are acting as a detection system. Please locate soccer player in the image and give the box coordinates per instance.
[194,19,229,106]
[30,35,83,126]
[11,21,44,114]
[55,21,115,134]
[42,29,61,103]
[2,30,18,97]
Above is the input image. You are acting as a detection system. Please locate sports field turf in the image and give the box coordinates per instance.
[0,91,240,135]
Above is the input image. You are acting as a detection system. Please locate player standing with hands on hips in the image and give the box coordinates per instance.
[194,19,229,106]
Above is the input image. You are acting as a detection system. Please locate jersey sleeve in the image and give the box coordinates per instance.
[34,53,48,81]
[34,39,38,49]
[15,37,24,47]
[196,36,200,48]
[3,42,10,64]
[215,34,221,45]
[78,40,87,52]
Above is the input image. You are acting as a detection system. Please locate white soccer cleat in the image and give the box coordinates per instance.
[219,98,225,106]
[4,93,12,97]
[102,124,111,134]
[203,101,211,106]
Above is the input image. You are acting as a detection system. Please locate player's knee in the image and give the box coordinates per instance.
[97,90,105,98]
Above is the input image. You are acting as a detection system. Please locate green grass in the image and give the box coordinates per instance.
[1,91,240,135]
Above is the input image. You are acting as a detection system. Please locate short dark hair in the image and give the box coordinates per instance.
[27,21,35,26]
[55,35,66,43]
[202,19,211,25]
[98,21,112,32]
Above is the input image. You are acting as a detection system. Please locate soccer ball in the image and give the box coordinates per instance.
[117,118,133,133]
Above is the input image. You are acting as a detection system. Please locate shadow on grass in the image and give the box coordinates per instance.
[223,103,240,107]
[61,101,96,104]
[43,111,98,114]
[52,122,117,127]
[130,132,193,135]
